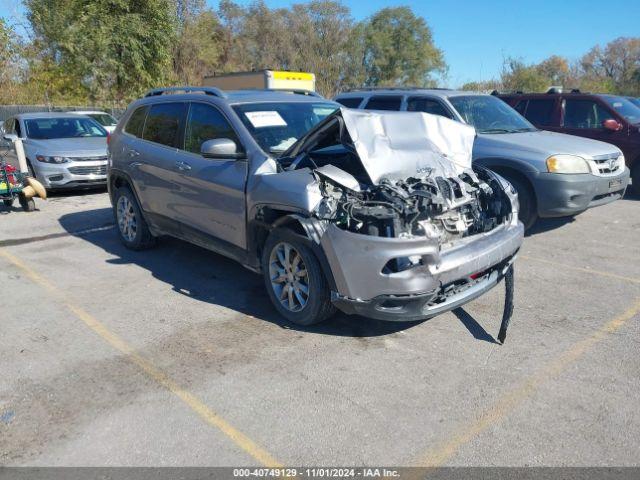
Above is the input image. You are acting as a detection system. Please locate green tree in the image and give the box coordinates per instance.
[25,0,175,103]
[581,37,640,95]
[361,6,446,87]
[172,0,223,84]
[500,57,548,92]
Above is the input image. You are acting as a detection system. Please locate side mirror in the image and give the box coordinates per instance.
[602,119,622,131]
[201,138,244,159]
[3,134,18,143]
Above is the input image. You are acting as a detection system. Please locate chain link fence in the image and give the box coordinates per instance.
[0,105,126,122]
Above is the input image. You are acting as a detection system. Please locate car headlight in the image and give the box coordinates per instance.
[36,155,71,164]
[546,154,590,174]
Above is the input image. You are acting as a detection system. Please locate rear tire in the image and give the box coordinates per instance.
[3,198,13,208]
[262,228,336,326]
[113,186,156,250]
[506,175,537,230]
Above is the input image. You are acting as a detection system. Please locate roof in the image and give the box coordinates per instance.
[334,88,484,99]
[138,88,333,106]
[16,112,92,120]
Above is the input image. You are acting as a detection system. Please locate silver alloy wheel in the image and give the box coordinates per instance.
[116,196,137,242]
[268,242,310,312]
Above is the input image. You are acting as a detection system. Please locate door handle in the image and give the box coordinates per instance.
[175,161,191,171]
[128,149,140,157]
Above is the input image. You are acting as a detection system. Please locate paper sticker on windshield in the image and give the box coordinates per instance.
[245,111,287,128]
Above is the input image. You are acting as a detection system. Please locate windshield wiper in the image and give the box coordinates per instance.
[479,128,512,134]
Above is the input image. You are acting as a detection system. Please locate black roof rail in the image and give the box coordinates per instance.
[144,86,226,98]
[490,90,523,96]
[570,88,581,93]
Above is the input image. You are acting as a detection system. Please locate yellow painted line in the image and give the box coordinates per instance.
[0,248,282,467]
[521,254,640,285]
[415,297,640,467]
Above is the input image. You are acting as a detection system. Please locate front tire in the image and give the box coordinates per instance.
[507,176,537,230]
[113,186,156,250]
[262,228,335,326]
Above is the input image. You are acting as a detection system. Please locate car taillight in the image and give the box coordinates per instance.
[106,133,111,145]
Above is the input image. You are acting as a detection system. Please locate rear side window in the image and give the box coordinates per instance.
[335,97,363,108]
[514,100,527,115]
[143,103,188,148]
[364,96,402,111]
[185,103,240,154]
[124,106,148,138]
[406,97,452,118]
[523,99,555,126]
[563,99,612,129]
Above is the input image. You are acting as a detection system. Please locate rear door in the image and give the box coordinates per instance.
[560,97,625,146]
[136,102,189,220]
[519,97,559,131]
[169,102,248,248]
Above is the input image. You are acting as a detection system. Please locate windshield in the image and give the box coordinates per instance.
[603,96,640,124]
[25,117,107,139]
[449,95,536,133]
[627,97,640,109]
[233,102,339,154]
[88,113,118,127]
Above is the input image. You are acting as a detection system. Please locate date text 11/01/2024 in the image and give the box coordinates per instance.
[232,468,400,478]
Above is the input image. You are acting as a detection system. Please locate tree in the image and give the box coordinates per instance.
[172,0,223,84]
[286,0,364,96]
[25,0,175,103]
[500,57,548,92]
[536,55,571,86]
[581,37,640,95]
[361,6,445,87]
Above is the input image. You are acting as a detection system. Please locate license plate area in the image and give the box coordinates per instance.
[609,178,623,190]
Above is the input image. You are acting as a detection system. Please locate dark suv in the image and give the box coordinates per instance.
[498,90,640,194]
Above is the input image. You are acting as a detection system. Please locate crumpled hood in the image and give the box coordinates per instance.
[341,109,476,183]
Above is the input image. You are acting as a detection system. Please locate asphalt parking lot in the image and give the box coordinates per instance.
[0,189,639,467]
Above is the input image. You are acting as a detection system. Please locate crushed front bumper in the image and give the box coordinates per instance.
[321,220,524,322]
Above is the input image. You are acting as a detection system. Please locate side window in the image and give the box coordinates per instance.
[523,99,555,126]
[185,103,240,154]
[406,97,452,118]
[143,103,188,148]
[563,99,612,129]
[335,97,364,108]
[3,119,15,135]
[514,100,528,115]
[14,120,21,137]
[364,96,403,111]
[124,106,148,138]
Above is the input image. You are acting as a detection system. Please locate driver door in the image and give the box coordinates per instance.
[561,97,625,146]
[170,102,248,249]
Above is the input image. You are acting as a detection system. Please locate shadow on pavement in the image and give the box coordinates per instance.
[59,208,424,338]
[525,216,575,237]
[453,308,499,344]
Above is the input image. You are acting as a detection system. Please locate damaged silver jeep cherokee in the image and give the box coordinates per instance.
[108,87,524,326]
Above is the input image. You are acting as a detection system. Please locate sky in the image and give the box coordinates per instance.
[2,0,639,87]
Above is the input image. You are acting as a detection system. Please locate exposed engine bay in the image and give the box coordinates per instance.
[314,165,512,244]
[280,108,514,246]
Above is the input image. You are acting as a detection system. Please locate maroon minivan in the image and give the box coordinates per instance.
[498,90,640,194]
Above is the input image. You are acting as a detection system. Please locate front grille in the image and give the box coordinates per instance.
[68,156,108,162]
[591,155,623,176]
[68,165,107,176]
